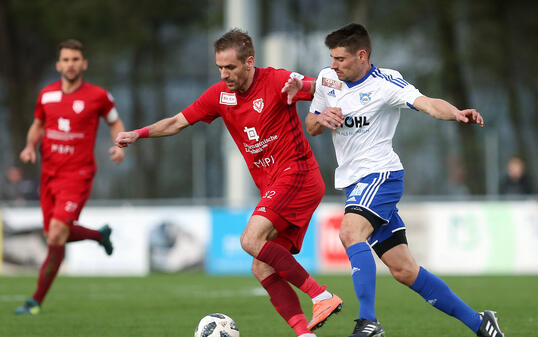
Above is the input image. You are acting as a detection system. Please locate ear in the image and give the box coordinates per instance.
[358,49,368,62]
[56,60,61,73]
[245,55,255,70]
[82,59,88,71]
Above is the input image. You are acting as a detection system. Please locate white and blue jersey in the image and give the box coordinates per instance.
[310,65,423,253]
[309,65,423,190]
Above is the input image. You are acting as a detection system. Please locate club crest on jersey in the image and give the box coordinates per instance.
[359,92,372,105]
[253,98,264,113]
[72,100,85,113]
[243,126,260,142]
[219,92,237,105]
[322,77,342,90]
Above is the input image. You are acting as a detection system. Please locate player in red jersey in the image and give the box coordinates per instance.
[15,39,126,315]
[115,29,342,336]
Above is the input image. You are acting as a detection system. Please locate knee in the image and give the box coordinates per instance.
[46,231,65,245]
[46,220,69,245]
[339,221,370,249]
[240,232,259,257]
[390,263,419,286]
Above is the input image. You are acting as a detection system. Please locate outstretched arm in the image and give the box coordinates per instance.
[413,96,484,127]
[20,118,44,164]
[305,107,344,136]
[115,112,190,148]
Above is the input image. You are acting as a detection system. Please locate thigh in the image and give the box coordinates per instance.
[40,174,55,232]
[253,168,324,254]
[51,176,93,226]
[380,243,417,270]
[369,211,408,257]
[339,212,375,248]
[255,168,324,231]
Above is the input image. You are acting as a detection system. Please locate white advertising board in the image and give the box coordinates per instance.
[1,206,210,276]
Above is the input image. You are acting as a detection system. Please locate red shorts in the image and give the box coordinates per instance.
[252,167,325,254]
[40,173,93,232]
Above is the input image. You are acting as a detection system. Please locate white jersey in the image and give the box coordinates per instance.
[309,65,423,189]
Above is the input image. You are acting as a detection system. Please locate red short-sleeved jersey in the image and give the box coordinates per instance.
[34,81,116,178]
[183,67,318,190]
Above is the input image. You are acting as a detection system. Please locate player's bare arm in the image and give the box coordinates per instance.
[305,107,344,136]
[413,96,484,127]
[281,77,316,105]
[115,112,190,148]
[20,118,44,164]
[107,119,126,164]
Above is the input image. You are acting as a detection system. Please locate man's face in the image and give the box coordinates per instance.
[330,47,368,82]
[56,48,87,82]
[215,48,252,92]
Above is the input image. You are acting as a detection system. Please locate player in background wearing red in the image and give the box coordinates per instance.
[116,29,342,337]
[16,39,126,315]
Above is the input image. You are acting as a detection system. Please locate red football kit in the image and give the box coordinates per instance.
[183,67,324,253]
[34,81,117,230]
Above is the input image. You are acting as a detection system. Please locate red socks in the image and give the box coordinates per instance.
[33,244,65,303]
[257,241,324,298]
[67,224,102,242]
[261,273,310,336]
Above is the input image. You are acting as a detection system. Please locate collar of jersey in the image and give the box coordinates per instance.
[344,64,376,88]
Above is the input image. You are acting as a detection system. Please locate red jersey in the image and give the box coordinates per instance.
[183,67,318,190]
[34,81,117,178]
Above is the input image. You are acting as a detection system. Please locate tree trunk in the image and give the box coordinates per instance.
[436,1,485,194]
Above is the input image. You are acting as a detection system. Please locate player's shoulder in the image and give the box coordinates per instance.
[370,65,413,90]
[82,81,116,102]
[318,66,335,78]
[375,66,403,78]
[82,81,108,95]
[263,66,307,81]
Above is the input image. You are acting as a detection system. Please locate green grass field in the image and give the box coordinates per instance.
[1,273,536,337]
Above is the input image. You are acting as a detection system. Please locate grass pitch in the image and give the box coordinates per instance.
[1,273,536,337]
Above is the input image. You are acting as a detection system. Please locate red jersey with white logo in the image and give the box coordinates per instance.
[182,67,318,190]
[34,81,116,178]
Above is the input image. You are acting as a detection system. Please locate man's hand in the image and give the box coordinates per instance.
[455,109,484,127]
[317,107,344,130]
[20,146,37,164]
[109,146,125,164]
[115,131,139,148]
[281,77,303,105]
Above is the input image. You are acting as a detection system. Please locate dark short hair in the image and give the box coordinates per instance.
[58,39,85,58]
[325,23,371,58]
[213,28,255,62]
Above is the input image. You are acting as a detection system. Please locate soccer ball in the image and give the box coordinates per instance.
[194,313,240,337]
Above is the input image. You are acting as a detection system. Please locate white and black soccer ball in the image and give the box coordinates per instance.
[194,313,240,337]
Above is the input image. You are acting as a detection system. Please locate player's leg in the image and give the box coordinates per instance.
[339,212,378,324]
[241,214,326,297]
[253,259,313,336]
[242,214,341,332]
[381,241,502,335]
[62,178,113,254]
[68,221,113,255]
[15,218,68,315]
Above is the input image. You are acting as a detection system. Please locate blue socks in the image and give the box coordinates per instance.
[346,242,377,321]
[410,267,482,333]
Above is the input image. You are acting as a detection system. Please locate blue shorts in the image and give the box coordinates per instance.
[344,170,407,256]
